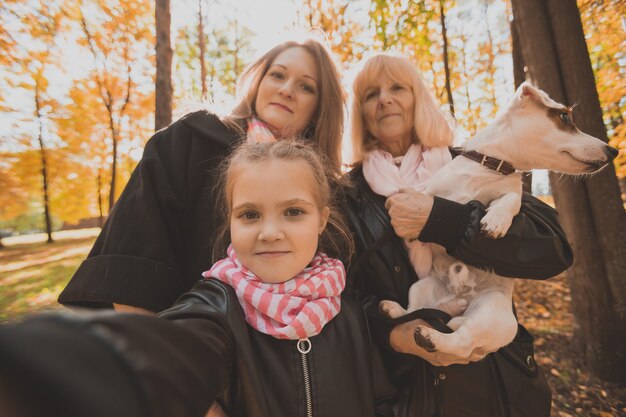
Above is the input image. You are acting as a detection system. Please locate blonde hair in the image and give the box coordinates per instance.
[223,39,346,174]
[213,141,354,262]
[350,53,455,163]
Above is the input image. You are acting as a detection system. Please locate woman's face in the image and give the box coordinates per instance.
[361,73,415,156]
[255,47,319,138]
[230,158,329,284]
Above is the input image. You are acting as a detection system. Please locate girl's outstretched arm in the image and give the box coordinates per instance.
[0,296,233,417]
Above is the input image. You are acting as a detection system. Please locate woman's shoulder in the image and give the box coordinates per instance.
[180,110,244,144]
[153,110,243,149]
[342,165,365,186]
[341,165,369,201]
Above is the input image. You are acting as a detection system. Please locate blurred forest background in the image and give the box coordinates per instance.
[0,0,625,415]
[0,0,623,236]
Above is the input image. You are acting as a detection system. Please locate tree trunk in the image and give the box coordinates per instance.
[198,0,207,99]
[107,105,119,213]
[510,17,532,194]
[109,137,118,214]
[439,0,454,117]
[155,0,172,131]
[511,0,626,384]
[35,79,53,244]
[97,169,104,228]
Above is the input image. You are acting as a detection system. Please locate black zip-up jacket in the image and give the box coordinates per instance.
[1,279,396,417]
[341,165,573,417]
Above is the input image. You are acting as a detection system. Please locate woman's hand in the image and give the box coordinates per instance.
[388,298,480,366]
[385,189,434,240]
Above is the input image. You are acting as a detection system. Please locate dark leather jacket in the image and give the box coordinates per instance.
[159,279,394,417]
[341,166,572,417]
[0,279,395,417]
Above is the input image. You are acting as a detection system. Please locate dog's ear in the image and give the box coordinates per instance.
[516,82,538,99]
[515,82,545,107]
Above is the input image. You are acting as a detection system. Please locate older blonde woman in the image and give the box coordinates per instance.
[343,53,570,417]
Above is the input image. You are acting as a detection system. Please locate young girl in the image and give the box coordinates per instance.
[0,141,393,417]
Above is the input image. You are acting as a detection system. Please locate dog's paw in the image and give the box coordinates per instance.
[414,326,437,352]
[379,300,406,319]
[480,211,513,239]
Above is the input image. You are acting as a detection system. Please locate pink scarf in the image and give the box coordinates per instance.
[362,144,451,278]
[203,245,346,340]
[246,117,277,143]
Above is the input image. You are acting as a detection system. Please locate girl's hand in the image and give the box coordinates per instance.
[385,189,434,240]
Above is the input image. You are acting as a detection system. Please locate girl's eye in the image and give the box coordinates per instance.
[285,208,304,217]
[391,83,405,91]
[559,113,571,124]
[239,211,260,220]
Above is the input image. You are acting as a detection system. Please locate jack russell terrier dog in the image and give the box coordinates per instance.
[380,82,618,360]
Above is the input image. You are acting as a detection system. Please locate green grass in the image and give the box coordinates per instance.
[0,236,96,322]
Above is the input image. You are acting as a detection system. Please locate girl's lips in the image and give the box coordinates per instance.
[270,103,293,113]
[256,251,290,258]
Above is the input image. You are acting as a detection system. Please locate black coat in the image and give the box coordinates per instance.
[341,165,572,417]
[1,279,395,417]
[59,111,242,312]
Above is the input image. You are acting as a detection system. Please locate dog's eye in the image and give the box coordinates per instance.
[559,113,571,125]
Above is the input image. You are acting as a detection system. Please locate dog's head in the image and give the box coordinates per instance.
[500,82,618,174]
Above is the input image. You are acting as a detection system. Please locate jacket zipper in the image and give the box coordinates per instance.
[434,366,446,417]
[298,338,313,417]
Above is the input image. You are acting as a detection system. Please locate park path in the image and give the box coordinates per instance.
[0,228,100,275]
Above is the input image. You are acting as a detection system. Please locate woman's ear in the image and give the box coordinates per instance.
[319,207,330,235]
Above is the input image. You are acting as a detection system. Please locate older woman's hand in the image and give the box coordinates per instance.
[384,189,434,240]
[389,298,483,366]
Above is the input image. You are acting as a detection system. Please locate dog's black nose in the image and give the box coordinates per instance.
[604,146,619,160]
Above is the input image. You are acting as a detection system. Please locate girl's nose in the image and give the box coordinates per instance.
[258,221,285,241]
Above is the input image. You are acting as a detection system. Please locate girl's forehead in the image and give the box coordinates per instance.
[231,157,323,206]
[235,158,317,187]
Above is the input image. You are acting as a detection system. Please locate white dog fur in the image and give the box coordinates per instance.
[380,82,617,361]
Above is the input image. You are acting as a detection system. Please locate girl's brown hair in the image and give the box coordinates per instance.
[223,38,346,174]
[213,141,354,264]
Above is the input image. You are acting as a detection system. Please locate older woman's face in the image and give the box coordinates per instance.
[255,47,319,138]
[362,73,415,156]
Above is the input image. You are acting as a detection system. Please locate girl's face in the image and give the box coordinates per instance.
[362,72,415,156]
[254,47,319,138]
[229,158,329,283]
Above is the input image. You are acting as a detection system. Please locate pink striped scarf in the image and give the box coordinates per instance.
[362,144,451,278]
[246,116,277,143]
[203,245,346,340]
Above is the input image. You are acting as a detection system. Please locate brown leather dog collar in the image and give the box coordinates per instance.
[461,150,516,175]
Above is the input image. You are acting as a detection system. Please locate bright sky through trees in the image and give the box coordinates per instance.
[1,0,623,232]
